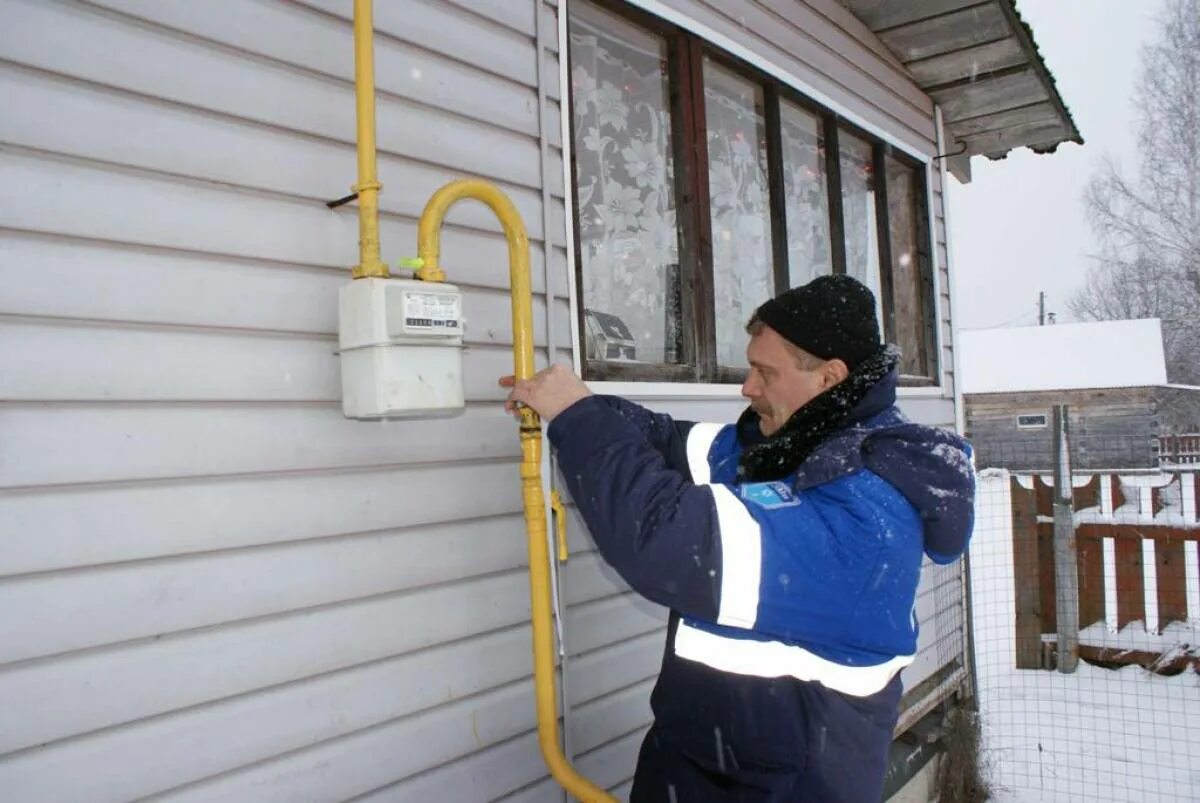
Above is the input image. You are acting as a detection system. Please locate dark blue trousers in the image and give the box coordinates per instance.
[629,674,902,803]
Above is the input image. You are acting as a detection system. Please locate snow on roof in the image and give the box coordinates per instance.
[959,318,1167,394]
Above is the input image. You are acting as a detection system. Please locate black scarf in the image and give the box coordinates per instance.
[736,346,899,482]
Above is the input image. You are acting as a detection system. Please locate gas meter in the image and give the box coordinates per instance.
[338,277,465,419]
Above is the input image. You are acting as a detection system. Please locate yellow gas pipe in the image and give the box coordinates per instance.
[350,0,387,280]
[349,2,613,799]
[416,183,614,803]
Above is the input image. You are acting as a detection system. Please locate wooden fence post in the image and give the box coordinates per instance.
[1052,405,1079,673]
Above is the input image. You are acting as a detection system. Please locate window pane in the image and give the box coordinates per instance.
[838,131,885,330]
[569,2,683,366]
[885,155,931,377]
[779,102,831,287]
[704,59,774,368]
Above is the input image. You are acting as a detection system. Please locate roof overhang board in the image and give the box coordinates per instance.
[843,0,1082,182]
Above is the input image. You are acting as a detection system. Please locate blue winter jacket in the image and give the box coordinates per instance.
[546,368,974,773]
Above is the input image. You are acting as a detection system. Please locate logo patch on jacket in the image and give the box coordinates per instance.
[739,481,801,509]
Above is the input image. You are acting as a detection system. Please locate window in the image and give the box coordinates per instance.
[1017,414,1048,429]
[569,3,684,370]
[566,0,938,384]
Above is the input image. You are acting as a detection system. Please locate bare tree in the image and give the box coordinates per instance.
[1071,0,1200,384]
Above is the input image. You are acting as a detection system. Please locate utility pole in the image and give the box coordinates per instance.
[1038,291,1046,326]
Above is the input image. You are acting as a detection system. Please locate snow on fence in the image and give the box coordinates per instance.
[1007,469,1200,673]
[1158,432,1200,466]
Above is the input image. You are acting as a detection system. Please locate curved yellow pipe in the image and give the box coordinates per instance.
[418,180,615,803]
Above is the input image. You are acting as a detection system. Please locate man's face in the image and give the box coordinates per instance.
[741,326,840,437]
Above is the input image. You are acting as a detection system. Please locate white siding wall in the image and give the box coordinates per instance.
[0,0,581,800]
[0,0,966,800]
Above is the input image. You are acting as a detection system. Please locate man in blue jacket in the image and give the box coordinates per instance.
[502,275,974,802]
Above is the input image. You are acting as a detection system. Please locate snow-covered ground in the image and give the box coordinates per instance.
[970,471,1200,802]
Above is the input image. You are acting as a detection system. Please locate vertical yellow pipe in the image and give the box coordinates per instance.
[418,181,615,803]
[351,0,388,279]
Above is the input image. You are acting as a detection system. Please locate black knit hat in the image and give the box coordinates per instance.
[750,274,881,370]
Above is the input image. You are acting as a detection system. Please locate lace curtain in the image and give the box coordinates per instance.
[703,59,773,368]
[569,7,681,365]
[839,131,886,334]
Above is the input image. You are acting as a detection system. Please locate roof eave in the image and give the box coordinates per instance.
[842,0,1083,182]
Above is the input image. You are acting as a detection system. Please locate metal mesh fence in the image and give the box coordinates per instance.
[968,410,1200,802]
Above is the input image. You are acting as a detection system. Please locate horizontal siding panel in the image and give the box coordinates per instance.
[0,151,563,285]
[720,0,930,114]
[566,631,662,709]
[0,319,564,401]
[895,395,955,427]
[0,403,519,489]
[902,643,948,692]
[501,727,646,803]
[0,232,564,326]
[453,0,559,52]
[0,514,535,664]
[86,0,542,137]
[1,322,315,401]
[443,0,536,36]
[564,592,666,658]
[906,561,964,688]
[496,779,564,803]
[298,0,539,88]
[0,570,534,753]
[0,0,543,190]
[0,460,528,576]
[577,728,646,796]
[355,729,552,803]
[0,148,363,268]
[570,678,655,756]
[561,551,632,607]
[904,628,965,691]
[915,561,963,606]
[801,0,906,72]
[561,501,599,554]
[1,631,540,803]
[0,63,557,239]
[153,677,541,803]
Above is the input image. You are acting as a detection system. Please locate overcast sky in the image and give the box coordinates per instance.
[947,0,1165,330]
